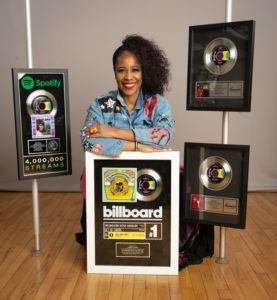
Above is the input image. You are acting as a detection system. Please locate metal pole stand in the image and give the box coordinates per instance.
[215,0,233,265]
[216,227,229,264]
[31,179,43,256]
[216,110,230,264]
[25,0,43,257]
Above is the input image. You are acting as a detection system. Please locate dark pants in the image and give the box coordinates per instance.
[75,199,87,248]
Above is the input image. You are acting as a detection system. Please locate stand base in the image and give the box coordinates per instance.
[31,250,44,257]
[215,257,229,264]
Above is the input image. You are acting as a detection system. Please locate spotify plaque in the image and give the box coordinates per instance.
[182,143,249,228]
[86,151,179,275]
[12,68,71,179]
[187,20,255,111]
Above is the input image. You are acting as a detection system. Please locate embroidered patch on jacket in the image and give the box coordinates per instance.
[91,142,103,154]
[149,127,169,145]
[144,95,158,118]
[160,114,169,122]
[98,97,121,113]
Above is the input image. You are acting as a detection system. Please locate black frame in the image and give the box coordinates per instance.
[93,159,172,267]
[12,68,72,180]
[186,20,255,112]
[182,142,249,228]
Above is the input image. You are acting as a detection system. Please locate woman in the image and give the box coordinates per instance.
[36,121,45,136]
[81,35,174,156]
[76,34,175,247]
[77,35,214,270]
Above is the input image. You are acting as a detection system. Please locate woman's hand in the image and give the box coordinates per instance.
[137,143,172,153]
[122,141,171,152]
[83,125,172,153]
[83,123,116,138]
[83,124,136,141]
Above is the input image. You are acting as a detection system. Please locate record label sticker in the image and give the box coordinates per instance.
[212,46,230,66]
[138,174,156,196]
[207,163,225,184]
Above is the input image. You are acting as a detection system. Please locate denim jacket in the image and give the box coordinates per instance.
[80,90,175,156]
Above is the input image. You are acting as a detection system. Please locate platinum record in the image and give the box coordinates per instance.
[199,156,232,191]
[204,37,237,75]
[137,169,162,202]
[26,90,58,116]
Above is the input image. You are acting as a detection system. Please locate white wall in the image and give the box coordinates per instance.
[0,0,276,191]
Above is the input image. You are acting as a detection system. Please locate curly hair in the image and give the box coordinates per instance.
[112,34,170,96]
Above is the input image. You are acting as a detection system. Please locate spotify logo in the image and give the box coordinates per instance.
[21,76,61,89]
[21,76,35,90]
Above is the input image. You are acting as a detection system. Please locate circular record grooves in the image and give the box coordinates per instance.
[137,169,162,202]
[26,89,58,116]
[199,156,232,191]
[203,37,237,75]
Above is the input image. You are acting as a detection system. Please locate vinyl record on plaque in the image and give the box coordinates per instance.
[199,156,232,191]
[26,90,58,116]
[137,169,162,202]
[204,37,238,75]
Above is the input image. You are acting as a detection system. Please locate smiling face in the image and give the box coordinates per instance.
[114,51,143,103]
[38,123,44,132]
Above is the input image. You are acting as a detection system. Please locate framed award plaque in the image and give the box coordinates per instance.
[86,151,179,275]
[187,20,255,111]
[182,143,249,228]
[12,68,72,179]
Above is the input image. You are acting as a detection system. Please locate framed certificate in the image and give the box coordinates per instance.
[187,20,255,111]
[182,143,249,228]
[12,68,72,179]
[86,151,179,275]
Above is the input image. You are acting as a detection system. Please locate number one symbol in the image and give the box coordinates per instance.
[149,224,158,238]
